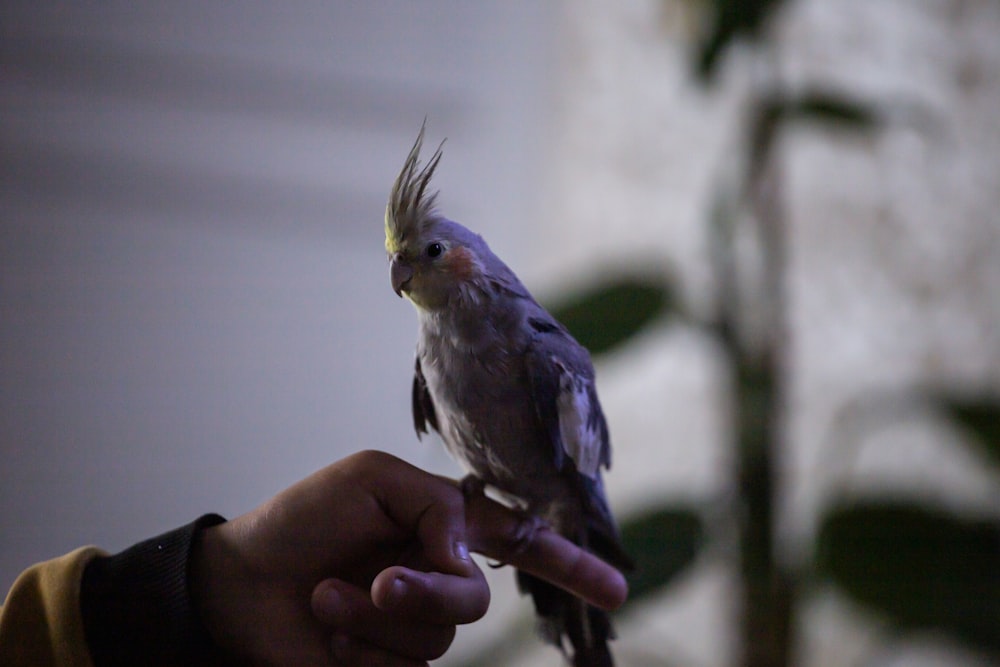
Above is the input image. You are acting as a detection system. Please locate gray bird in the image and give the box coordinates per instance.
[384,126,632,667]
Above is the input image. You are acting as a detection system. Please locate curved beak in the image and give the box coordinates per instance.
[389,253,414,297]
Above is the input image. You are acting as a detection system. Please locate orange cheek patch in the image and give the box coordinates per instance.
[442,246,481,281]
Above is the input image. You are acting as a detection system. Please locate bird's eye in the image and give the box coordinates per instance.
[426,242,444,258]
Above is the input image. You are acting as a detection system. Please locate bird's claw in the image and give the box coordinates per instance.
[459,474,486,500]
[457,474,550,567]
[488,512,549,569]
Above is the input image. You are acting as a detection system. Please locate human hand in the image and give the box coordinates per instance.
[190,450,627,666]
[309,459,629,666]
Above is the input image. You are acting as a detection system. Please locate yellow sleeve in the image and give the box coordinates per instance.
[0,547,105,667]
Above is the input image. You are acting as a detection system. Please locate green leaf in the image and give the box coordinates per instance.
[936,393,1000,469]
[817,499,1000,656]
[695,0,786,80]
[743,90,884,178]
[786,91,882,130]
[754,90,882,138]
[547,277,672,356]
[619,505,704,606]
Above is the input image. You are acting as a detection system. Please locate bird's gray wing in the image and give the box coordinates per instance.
[412,355,439,437]
[525,317,610,479]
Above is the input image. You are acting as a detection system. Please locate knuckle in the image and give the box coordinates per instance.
[349,449,395,471]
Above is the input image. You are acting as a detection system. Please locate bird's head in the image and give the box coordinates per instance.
[384,125,488,311]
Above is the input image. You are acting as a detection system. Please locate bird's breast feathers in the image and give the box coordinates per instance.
[419,314,610,489]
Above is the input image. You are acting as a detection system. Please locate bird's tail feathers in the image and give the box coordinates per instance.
[520,476,631,664]
[579,475,634,572]
[586,516,634,573]
[517,572,615,667]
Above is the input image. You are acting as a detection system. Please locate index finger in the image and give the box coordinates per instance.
[463,493,628,611]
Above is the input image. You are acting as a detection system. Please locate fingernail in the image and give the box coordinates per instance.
[454,540,470,561]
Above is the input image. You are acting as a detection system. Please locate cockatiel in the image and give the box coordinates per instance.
[384,126,632,667]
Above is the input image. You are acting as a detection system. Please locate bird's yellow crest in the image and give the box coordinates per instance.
[385,121,445,255]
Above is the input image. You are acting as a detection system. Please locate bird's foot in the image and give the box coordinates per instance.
[509,512,549,555]
[456,474,550,567]
[459,474,486,500]
[489,511,549,569]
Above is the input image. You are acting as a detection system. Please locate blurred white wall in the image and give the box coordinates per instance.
[3,2,999,667]
[0,0,554,610]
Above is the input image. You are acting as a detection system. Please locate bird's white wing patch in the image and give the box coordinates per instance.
[554,360,603,479]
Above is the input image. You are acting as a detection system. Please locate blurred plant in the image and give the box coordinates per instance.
[463,1,1000,666]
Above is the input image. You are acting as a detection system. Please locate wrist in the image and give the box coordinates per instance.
[80,514,226,666]
[188,520,253,660]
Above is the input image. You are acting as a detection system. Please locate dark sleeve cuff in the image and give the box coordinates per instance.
[80,514,227,666]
